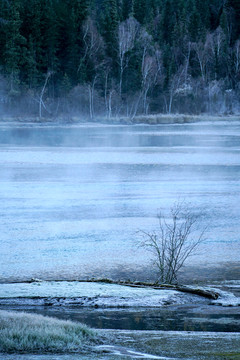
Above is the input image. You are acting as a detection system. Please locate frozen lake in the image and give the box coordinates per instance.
[0,121,240,282]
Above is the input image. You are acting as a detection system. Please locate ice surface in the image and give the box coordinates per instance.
[0,122,240,281]
[0,147,240,166]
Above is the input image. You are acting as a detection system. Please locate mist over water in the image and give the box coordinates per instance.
[0,121,240,282]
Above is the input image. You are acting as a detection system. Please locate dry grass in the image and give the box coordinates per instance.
[100,114,240,125]
[0,310,97,353]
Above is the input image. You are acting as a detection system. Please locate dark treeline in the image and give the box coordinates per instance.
[0,0,240,118]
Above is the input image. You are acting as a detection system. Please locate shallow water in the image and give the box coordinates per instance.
[0,121,240,282]
[3,305,239,332]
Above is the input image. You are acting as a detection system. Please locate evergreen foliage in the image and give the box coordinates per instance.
[0,0,239,116]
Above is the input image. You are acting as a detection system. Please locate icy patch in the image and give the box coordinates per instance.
[96,345,171,359]
[210,289,240,307]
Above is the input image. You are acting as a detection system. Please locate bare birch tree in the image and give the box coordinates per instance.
[39,71,53,118]
[88,75,98,120]
[78,18,103,74]
[193,41,209,82]
[167,66,185,113]
[79,18,105,120]
[139,202,206,284]
[130,30,163,118]
[234,39,240,76]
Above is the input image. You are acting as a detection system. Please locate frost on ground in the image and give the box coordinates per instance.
[0,281,239,308]
[95,345,171,359]
[104,329,240,360]
[0,310,97,353]
[0,281,211,308]
[210,289,240,306]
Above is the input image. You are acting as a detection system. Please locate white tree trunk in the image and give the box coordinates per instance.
[39,72,52,118]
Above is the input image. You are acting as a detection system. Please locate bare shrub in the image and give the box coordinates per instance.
[139,202,206,284]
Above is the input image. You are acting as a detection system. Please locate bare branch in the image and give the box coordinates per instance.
[138,202,207,284]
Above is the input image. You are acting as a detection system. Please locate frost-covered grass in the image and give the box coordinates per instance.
[0,310,97,353]
[105,330,240,360]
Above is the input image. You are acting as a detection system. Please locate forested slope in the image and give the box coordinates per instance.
[0,0,239,118]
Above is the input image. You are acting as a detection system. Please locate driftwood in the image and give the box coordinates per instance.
[83,279,220,300]
[119,282,219,300]
[174,286,219,300]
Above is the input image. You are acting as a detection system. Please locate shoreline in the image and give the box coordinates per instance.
[1,281,240,358]
[1,261,240,286]
[0,280,239,307]
[1,308,240,358]
[0,114,240,125]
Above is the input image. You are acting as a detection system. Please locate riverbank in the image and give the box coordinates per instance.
[1,303,240,359]
[1,281,240,358]
[1,327,240,359]
[0,114,240,125]
[0,280,234,305]
[0,280,239,309]
[99,329,240,359]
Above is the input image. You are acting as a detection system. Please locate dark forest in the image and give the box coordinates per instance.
[0,0,240,118]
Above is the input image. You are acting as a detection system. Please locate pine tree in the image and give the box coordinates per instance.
[101,0,119,57]
[122,0,134,20]
[0,0,9,68]
[227,0,240,40]
[3,0,26,92]
[188,4,203,42]
[133,0,147,24]
[20,0,43,88]
[159,0,175,45]
[220,7,229,41]
[57,0,90,85]
[41,0,59,71]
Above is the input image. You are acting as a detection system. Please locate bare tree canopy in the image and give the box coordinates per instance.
[139,202,207,284]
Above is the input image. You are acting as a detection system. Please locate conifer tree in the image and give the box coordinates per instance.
[133,0,147,24]
[101,0,119,57]
[189,4,202,42]
[4,0,26,92]
[40,0,59,72]
[0,0,9,68]
[159,0,175,45]
[122,0,134,20]
[0,0,239,115]
[227,0,240,40]
[20,0,42,88]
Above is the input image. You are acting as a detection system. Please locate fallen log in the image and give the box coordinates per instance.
[118,282,220,300]
[175,286,219,300]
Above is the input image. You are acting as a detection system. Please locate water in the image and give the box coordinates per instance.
[3,305,239,332]
[0,121,240,282]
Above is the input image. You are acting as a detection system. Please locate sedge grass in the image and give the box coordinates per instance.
[0,310,97,353]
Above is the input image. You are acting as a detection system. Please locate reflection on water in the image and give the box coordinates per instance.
[0,122,240,281]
